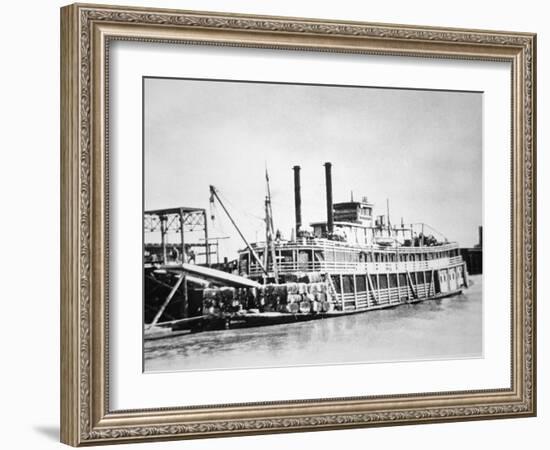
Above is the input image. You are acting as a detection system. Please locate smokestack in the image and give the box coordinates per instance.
[324,162,334,234]
[293,165,302,234]
[478,226,483,248]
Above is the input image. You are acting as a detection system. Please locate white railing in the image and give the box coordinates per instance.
[248,256,464,277]
[248,239,459,254]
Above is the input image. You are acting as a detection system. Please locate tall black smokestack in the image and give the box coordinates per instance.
[478,226,483,248]
[293,165,302,234]
[324,162,334,234]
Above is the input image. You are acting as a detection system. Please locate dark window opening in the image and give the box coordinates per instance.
[343,275,354,293]
[356,275,366,292]
[417,271,425,284]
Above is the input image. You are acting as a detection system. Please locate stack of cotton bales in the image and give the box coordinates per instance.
[202,288,221,315]
[202,286,242,316]
[203,282,334,316]
[280,281,333,314]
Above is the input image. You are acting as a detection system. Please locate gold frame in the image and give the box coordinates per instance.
[60,3,537,446]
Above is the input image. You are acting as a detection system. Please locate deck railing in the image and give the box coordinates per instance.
[326,280,440,312]
[249,239,459,254]
[248,256,464,277]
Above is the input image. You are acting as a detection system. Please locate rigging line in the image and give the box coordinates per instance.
[422,223,448,241]
[213,203,254,241]
[215,188,265,222]
[210,186,268,275]
[411,222,448,241]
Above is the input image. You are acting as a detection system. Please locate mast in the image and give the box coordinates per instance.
[293,166,302,235]
[265,168,275,235]
[386,198,392,236]
[265,168,279,280]
[324,162,334,234]
[209,185,268,275]
[264,197,269,270]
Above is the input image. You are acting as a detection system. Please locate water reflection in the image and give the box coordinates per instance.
[144,275,482,372]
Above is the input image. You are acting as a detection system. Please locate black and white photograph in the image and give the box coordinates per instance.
[142,77,483,372]
[1,0,543,447]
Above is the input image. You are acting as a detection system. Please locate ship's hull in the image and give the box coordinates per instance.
[145,238,470,338]
[159,287,465,336]
[239,238,469,312]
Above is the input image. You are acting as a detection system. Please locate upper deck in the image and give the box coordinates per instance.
[239,237,463,278]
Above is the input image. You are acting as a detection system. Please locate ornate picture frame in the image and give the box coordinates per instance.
[60,3,536,446]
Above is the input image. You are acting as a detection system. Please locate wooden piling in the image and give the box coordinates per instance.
[179,208,186,264]
[148,274,184,328]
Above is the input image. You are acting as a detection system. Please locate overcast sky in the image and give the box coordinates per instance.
[144,78,482,258]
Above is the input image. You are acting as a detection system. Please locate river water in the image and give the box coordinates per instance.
[144,275,482,372]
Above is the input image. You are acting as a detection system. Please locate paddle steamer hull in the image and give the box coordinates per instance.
[145,162,471,335]
[235,239,468,316]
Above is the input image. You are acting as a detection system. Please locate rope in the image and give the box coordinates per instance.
[215,187,265,222]
[417,223,448,241]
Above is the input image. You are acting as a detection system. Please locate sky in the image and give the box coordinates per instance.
[144,77,482,259]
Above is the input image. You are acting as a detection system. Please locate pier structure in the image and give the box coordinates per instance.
[460,226,483,275]
[144,206,213,266]
[144,206,247,330]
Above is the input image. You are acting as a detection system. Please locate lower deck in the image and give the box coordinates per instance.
[155,286,465,337]
[329,263,467,312]
[144,261,468,336]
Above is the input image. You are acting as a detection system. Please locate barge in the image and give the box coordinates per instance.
[144,162,469,337]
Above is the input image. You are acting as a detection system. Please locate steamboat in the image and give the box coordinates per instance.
[144,162,469,337]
